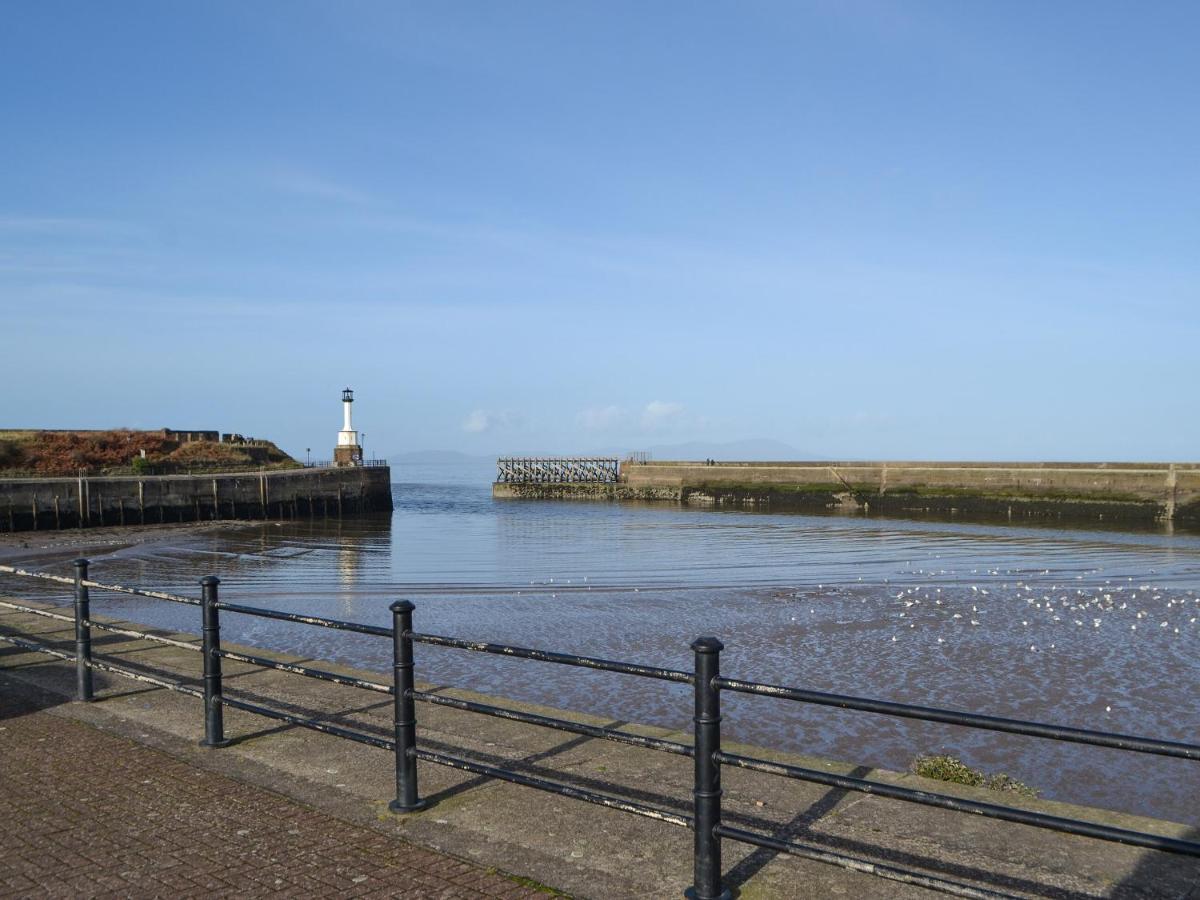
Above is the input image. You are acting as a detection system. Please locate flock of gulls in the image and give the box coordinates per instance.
[787,565,1200,655]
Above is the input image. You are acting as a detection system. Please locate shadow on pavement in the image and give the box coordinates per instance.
[723,765,872,893]
[1113,826,1200,899]
[0,666,71,720]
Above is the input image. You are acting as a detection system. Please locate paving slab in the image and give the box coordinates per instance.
[0,674,550,898]
[1,600,1198,899]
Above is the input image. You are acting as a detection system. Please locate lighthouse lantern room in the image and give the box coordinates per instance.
[333,387,363,467]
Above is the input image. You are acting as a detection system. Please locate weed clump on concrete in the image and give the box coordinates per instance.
[912,754,1038,799]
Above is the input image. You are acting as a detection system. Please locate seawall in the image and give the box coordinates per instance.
[0,466,393,532]
[494,460,1200,525]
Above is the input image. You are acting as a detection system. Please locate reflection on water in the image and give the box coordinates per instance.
[10,462,1200,825]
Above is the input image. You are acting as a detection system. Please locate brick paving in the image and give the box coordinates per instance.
[0,688,552,899]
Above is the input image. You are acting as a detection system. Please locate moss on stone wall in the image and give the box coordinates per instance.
[496,476,1180,526]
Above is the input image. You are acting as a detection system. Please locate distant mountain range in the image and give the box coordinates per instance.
[392,439,823,464]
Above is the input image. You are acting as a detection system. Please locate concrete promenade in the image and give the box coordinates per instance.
[1,602,1198,898]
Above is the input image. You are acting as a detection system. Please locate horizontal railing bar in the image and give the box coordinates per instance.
[717,752,1200,858]
[411,690,693,757]
[0,599,75,623]
[715,677,1200,761]
[0,566,76,587]
[0,631,77,661]
[88,658,205,698]
[714,824,1006,900]
[218,695,394,750]
[416,748,692,828]
[81,580,201,606]
[2,599,198,652]
[408,632,693,684]
[0,565,200,606]
[217,649,391,694]
[0,632,204,698]
[214,602,392,637]
[86,620,201,651]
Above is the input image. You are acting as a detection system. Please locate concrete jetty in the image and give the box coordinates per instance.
[494,460,1200,526]
[2,600,1196,898]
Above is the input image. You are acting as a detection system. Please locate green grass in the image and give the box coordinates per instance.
[488,869,567,895]
[912,754,1039,799]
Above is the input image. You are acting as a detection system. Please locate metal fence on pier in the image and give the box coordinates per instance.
[303,459,389,469]
[495,457,619,483]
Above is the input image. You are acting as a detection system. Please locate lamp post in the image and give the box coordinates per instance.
[306,448,311,466]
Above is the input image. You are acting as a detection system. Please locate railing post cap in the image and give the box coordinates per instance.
[72,558,89,569]
[691,636,724,653]
[389,600,415,614]
[199,575,221,587]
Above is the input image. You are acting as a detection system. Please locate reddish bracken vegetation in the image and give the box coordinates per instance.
[7,430,174,475]
[0,430,295,476]
[167,441,255,466]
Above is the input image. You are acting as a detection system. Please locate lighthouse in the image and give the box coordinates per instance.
[333,387,363,467]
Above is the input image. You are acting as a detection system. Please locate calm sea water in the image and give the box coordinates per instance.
[13,462,1200,824]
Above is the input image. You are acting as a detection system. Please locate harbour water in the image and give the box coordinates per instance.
[11,462,1200,824]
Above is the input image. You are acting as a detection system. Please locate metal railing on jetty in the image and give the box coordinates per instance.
[1,562,1198,899]
[302,458,389,469]
[496,457,619,483]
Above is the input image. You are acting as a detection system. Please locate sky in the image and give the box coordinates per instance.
[2,2,1197,461]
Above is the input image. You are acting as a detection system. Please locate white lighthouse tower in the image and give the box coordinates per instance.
[333,387,363,467]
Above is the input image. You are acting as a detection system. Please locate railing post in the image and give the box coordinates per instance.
[72,558,94,702]
[199,575,230,748]
[389,600,427,813]
[687,637,730,900]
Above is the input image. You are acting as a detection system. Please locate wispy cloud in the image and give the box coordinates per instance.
[0,215,144,238]
[577,405,627,431]
[641,400,686,430]
[266,169,373,205]
[575,401,694,433]
[462,409,522,434]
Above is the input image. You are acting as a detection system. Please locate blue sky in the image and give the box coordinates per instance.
[2,2,1197,461]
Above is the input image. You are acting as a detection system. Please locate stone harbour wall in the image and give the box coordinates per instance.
[0,466,393,532]
[496,461,1200,526]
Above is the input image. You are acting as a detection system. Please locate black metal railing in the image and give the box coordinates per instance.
[1,560,1198,899]
[303,459,389,469]
[495,456,620,484]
